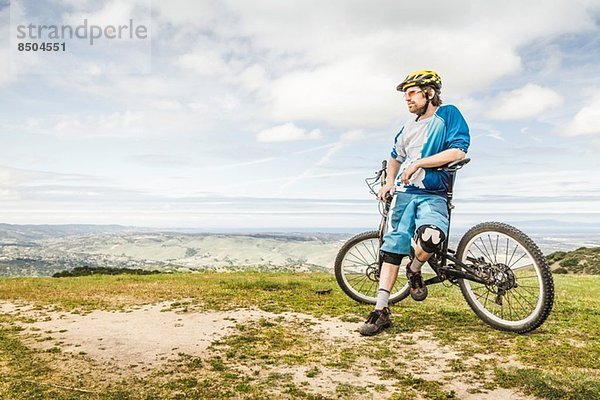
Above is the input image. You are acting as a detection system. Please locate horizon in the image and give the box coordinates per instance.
[1,219,598,235]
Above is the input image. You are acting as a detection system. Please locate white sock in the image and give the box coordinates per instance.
[408,257,425,273]
[375,288,390,310]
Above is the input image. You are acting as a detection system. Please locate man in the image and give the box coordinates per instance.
[359,70,470,336]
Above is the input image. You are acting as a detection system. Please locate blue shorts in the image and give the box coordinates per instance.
[380,193,449,256]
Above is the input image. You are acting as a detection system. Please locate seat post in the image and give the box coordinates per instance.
[441,171,456,266]
[447,171,456,213]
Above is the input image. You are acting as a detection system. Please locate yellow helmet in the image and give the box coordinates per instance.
[396,70,442,92]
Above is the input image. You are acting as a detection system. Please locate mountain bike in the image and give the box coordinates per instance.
[334,159,554,333]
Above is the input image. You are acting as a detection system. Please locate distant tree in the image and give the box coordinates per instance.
[52,266,163,278]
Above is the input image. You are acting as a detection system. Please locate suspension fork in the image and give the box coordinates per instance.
[376,201,391,278]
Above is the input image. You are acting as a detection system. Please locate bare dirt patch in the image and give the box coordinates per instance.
[1,301,538,399]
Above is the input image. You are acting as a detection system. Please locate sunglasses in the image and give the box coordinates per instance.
[403,88,423,99]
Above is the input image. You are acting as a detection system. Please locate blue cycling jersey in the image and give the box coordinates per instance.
[391,104,470,197]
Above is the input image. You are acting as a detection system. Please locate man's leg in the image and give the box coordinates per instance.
[360,252,404,336]
[360,194,414,336]
[407,225,445,274]
[407,195,449,301]
[375,254,403,310]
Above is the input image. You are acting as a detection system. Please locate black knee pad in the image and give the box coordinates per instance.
[414,225,446,253]
[380,250,405,265]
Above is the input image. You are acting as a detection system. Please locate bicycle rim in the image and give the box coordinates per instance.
[336,231,409,304]
[460,230,545,327]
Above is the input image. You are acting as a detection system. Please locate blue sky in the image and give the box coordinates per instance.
[0,0,599,231]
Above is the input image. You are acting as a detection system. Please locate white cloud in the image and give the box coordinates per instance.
[340,130,365,142]
[268,58,399,129]
[176,51,230,76]
[151,100,184,111]
[0,46,8,87]
[52,111,144,138]
[161,1,600,129]
[459,169,600,203]
[62,0,145,27]
[487,84,563,120]
[561,96,600,136]
[256,123,322,142]
[0,6,9,86]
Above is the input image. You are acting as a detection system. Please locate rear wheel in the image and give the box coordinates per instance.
[456,222,554,333]
[334,231,410,305]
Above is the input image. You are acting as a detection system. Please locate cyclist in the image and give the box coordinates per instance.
[360,70,470,336]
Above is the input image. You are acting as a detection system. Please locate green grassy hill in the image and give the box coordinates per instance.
[546,247,600,274]
[0,272,598,399]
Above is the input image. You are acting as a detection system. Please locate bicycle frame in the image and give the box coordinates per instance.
[374,158,488,286]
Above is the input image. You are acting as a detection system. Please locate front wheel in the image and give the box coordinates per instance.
[334,231,410,305]
[456,222,554,333]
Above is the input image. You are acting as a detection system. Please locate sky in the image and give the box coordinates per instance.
[0,0,599,232]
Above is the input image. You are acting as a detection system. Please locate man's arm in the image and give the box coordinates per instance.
[412,148,465,169]
[400,149,465,185]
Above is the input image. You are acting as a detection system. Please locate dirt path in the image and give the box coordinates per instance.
[1,301,538,399]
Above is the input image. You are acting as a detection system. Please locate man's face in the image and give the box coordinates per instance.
[404,86,427,114]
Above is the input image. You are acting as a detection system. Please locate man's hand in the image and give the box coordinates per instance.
[377,182,395,202]
[400,162,421,185]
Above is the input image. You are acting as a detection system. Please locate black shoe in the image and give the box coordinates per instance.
[359,307,391,336]
[406,268,428,301]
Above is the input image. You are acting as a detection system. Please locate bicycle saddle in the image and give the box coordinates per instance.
[439,158,470,172]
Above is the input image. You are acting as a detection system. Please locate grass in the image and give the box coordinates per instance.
[0,272,598,399]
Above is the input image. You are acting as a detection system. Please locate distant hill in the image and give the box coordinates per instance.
[546,247,600,274]
[0,229,346,276]
[0,223,133,243]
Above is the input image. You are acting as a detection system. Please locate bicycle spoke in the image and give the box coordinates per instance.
[344,263,367,276]
[512,287,536,309]
[506,291,521,318]
[474,289,489,301]
[353,246,372,266]
[505,237,509,265]
[517,284,538,294]
[365,279,377,296]
[478,237,495,263]
[362,241,376,261]
[488,234,498,264]
[345,252,369,266]
[357,276,369,294]
[472,285,488,294]
[483,289,490,309]
[508,290,528,317]
[347,274,369,284]
[507,243,519,267]
[505,291,515,320]
[516,288,539,299]
[347,276,370,289]
[511,263,535,271]
[474,241,494,264]
[495,235,500,261]
[509,252,527,269]
[370,240,378,262]
[391,279,403,294]
[343,261,366,270]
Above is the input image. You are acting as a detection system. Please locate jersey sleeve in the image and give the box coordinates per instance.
[442,105,470,153]
[390,129,406,162]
